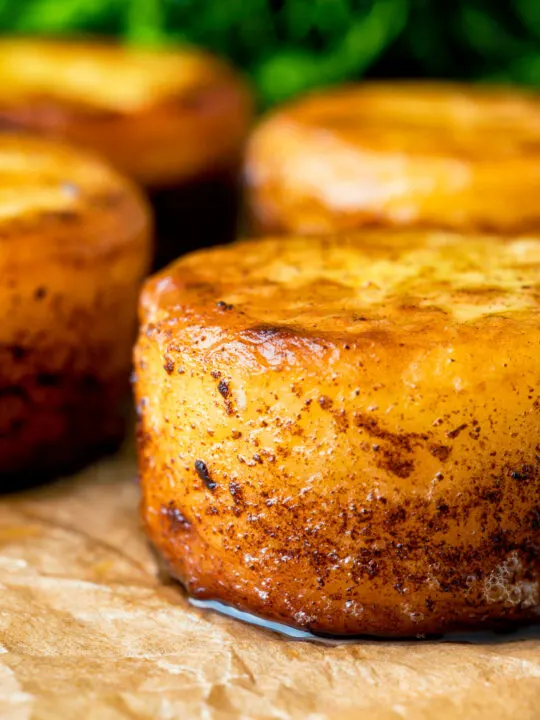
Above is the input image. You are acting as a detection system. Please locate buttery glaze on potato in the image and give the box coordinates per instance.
[246,82,540,236]
[136,231,540,636]
[0,134,150,482]
[0,38,252,266]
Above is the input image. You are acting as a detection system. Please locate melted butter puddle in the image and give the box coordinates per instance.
[189,597,540,645]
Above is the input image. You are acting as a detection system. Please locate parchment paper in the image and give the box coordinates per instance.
[0,443,539,720]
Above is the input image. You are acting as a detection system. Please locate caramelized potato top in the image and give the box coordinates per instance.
[278,83,540,158]
[142,231,540,343]
[0,38,234,112]
[246,83,540,234]
[0,133,148,252]
[0,38,252,186]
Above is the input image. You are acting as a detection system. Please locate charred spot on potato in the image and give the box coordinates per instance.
[318,395,333,410]
[333,409,349,432]
[355,413,429,453]
[218,379,230,398]
[446,423,468,439]
[195,459,217,490]
[377,450,414,479]
[387,507,407,524]
[429,444,452,461]
[229,481,244,505]
[163,355,175,374]
[510,465,534,482]
[161,501,191,532]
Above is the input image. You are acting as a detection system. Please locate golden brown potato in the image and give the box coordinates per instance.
[0,38,253,266]
[246,82,540,236]
[0,134,150,482]
[135,230,540,637]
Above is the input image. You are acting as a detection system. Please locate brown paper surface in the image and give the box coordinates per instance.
[0,445,539,720]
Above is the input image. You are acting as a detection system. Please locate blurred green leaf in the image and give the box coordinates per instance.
[125,0,167,44]
[459,3,530,60]
[3,0,124,33]
[514,0,540,39]
[256,0,408,104]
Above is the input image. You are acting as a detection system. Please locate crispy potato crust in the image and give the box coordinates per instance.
[0,38,252,188]
[246,82,540,235]
[136,231,540,636]
[0,134,151,480]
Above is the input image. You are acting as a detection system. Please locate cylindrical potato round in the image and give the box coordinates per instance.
[246,83,540,236]
[0,38,252,266]
[135,231,540,636]
[0,134,151,483]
